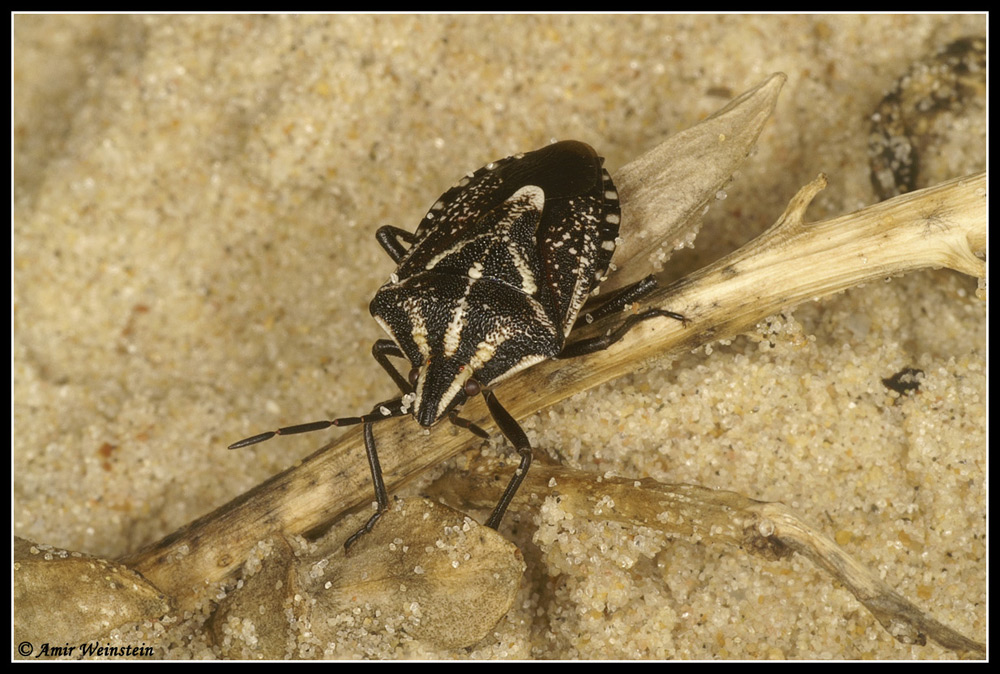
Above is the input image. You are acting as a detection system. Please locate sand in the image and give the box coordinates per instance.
[13,14,985,659]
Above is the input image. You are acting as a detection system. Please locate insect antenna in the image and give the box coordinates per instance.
[227,397,410,450]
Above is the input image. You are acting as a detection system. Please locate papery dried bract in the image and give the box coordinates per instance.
[606,73,786,294]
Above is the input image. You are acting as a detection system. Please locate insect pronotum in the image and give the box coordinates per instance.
[231,140,684,548]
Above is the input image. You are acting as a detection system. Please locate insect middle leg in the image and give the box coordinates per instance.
[375,225,419,263]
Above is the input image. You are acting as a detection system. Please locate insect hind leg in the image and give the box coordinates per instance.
[577,274,664,325]
[560,274,686,359]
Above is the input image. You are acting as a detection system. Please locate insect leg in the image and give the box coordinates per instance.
[375,225,419,263]
[579,274,681,325]
[559,306,686,359]
[561,274,686,359]
[482,390,533,530]
[372,339,412,393]
[344,421,389,550]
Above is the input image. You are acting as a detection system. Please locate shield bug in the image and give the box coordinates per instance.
[231,140,684,547]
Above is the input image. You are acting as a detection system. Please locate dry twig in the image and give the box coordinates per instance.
[122,169,985,621]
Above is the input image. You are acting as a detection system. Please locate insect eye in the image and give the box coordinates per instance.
[408,367,420,388]
[464,378,482,397]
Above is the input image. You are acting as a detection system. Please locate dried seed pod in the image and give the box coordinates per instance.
[13,537,170,653]
[210,499,524,656]
[312,498,524,650]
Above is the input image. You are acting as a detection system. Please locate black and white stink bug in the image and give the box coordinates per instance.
[231,140,684,548]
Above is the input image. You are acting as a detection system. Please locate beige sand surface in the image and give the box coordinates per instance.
[13,14,985,659]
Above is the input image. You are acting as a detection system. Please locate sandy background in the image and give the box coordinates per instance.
[13,14,985,659]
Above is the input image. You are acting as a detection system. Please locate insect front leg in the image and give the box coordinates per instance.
[372,338,412,394]
[344,420,389,550]
[481,390,533,530]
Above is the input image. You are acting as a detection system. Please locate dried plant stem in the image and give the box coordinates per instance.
[122,171,986,615]
[429,458,986,656]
